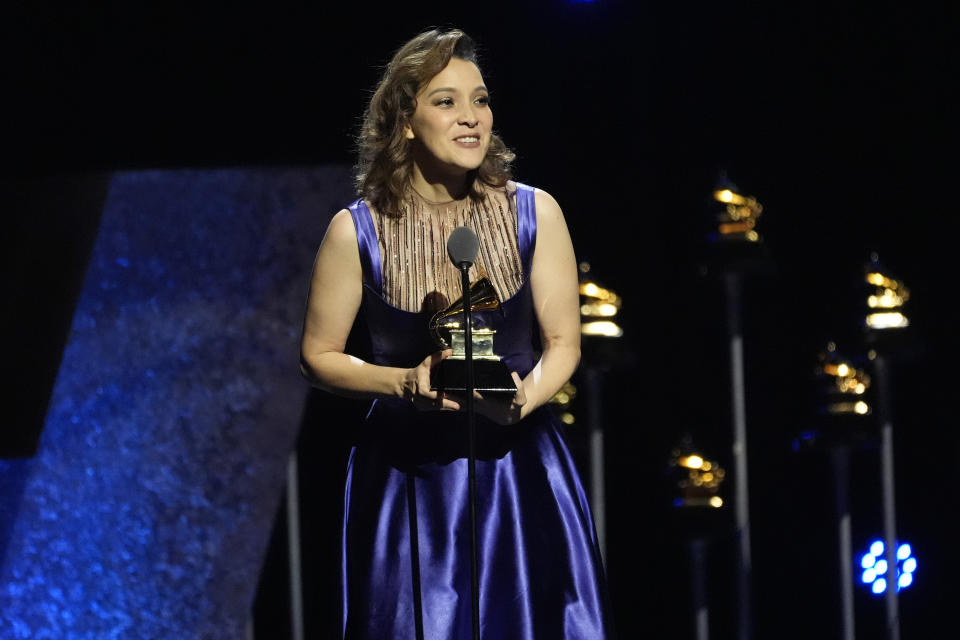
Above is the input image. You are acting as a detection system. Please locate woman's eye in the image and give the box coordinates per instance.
[435,97,454,107]
[475,95,490,106]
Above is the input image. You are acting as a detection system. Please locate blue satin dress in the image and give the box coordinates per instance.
[342,184,613,639]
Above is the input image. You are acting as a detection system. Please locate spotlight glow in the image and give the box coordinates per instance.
[858,539,916,594]
[581,321,623,337]
[866,311,909,329]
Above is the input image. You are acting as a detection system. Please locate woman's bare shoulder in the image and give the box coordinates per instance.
[531,187,564,223]
[321,208,359,247]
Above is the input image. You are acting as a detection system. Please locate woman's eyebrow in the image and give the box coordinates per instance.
[426,85,488,96]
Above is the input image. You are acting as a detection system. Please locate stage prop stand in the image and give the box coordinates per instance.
[691,537,709,640]
[669,440,727,640]
[814,336,884,639]
[815,327,893,637]
[816,344,870,640]
[245,451,306,640]
[863,257,910,640]
[831,445,856,640]
[874,354,900,640]
[576,265,626,561]
[707,182,766,640]
[819,341,872,640]
[724,270,753,640]
[809,344,867,640]
[584,367,606,560]
[285,451,306,640]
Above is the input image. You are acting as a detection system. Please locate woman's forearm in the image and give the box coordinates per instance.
[519,343,581,419]
[300,351,410,400]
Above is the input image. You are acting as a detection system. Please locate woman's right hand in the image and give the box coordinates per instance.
[403,349,461,411]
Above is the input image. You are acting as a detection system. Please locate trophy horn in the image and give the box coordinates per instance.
[429,277,501,349]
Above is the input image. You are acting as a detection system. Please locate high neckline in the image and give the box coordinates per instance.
[409,184,470,206]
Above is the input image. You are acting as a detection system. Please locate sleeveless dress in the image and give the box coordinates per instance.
[342,183,613,639]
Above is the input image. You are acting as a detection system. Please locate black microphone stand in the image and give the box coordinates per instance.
[455,260,481,640]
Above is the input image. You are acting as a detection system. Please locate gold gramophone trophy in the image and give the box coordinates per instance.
[429,277,517,393]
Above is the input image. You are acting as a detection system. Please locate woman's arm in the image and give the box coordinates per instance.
[472,188,581,424]
[519,188,582,418]
[299,209,460,409]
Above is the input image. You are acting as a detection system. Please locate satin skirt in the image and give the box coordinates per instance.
[341,404,613,639]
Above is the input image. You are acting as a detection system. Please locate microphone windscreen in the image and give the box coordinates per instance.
[447,226,479,267]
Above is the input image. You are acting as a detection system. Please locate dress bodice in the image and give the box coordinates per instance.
[346,183,541,465]
[348,183,539,378]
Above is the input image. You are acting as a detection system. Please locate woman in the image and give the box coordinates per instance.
[300,28,613,639]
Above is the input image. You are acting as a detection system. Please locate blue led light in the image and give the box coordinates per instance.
[858,538,916,594]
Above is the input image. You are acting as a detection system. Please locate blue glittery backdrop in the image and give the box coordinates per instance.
[0,167,352,639]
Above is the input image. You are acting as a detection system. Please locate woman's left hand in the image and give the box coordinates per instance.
[469,372,527,425]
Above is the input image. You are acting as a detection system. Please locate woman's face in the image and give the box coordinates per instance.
[405,57,493,178]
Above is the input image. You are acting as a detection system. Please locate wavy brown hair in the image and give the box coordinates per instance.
[355,28,515,218]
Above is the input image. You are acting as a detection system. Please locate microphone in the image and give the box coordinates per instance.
[447,226,479,269]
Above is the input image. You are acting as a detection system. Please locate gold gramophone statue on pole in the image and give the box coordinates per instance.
[429,277,517,393]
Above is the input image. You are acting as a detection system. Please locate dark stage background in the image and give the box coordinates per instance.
[4,1,958,638]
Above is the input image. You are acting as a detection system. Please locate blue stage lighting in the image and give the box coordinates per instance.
[858,538,917,594]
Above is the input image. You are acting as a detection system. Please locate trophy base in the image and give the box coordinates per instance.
[430,358,517,394]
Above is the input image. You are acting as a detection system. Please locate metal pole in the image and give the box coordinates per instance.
[873,355,900,640]
[286,451,305,640]
[832,446,856,640]
[584,366,607,561]
[460,264,481,640]
[724,272,752,640]
[691,538,709,640]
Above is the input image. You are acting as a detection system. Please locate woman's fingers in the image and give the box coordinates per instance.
[427,348,453,368]
[411,350,460,411]
[413,356,525,415]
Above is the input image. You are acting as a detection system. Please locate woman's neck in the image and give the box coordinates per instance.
[409,164,470,204]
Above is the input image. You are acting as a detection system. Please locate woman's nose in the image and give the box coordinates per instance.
[458,105,479,127]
